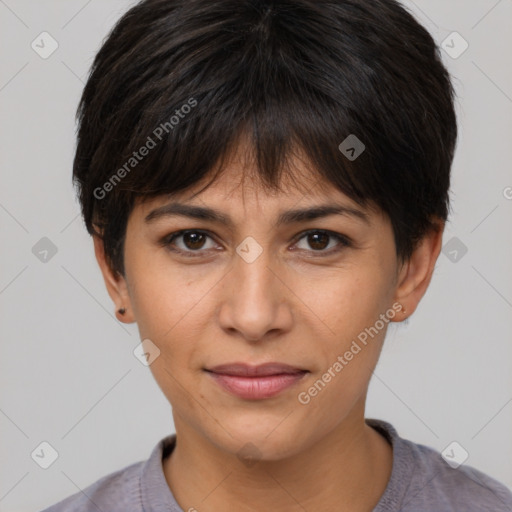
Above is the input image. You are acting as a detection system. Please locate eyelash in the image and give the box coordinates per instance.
[160,229,352,258]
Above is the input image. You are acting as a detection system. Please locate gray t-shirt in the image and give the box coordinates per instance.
[40,418,512,511]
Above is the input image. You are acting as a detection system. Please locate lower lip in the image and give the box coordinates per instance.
[206,371,307,400]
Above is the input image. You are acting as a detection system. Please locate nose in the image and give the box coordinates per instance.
[217,245,293,343]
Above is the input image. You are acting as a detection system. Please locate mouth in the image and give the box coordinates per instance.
[204,362,309,400]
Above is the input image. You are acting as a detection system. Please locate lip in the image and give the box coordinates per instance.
[205,362,308,400]
[206,362,307,376]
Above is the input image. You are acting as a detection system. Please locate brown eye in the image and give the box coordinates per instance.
[294,230,351,255]
[307,232,330,250]
[163,230,217,257]
[182,232,207,250]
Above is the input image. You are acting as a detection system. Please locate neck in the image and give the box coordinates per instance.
[163,409,393,512]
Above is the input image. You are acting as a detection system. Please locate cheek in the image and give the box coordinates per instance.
[290,259,395,408]
[295,262,392,339]
[126,244,210,338]
[127,262,221,399]
[293,270,392,425]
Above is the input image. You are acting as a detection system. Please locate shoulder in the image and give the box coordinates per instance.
[39,460,144,512]
[404,438,512,511]
[368,419,512,512]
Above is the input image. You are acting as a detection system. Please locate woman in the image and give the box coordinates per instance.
[42,0,512,510]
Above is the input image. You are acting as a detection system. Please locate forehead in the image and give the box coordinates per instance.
[133,167,385,238]
[141,143,371,213]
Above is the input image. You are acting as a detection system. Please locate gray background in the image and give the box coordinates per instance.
[1,1,511,510]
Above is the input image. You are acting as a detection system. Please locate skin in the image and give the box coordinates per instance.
[94,143,444,512]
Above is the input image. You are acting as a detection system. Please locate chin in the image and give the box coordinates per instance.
[206,413,308,463]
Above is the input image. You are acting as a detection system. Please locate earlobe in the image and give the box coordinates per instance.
[392,220,445,321]
[92,234,135,323]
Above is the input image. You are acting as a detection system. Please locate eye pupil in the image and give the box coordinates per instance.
[184,232,206,249]
[308,232,329,250]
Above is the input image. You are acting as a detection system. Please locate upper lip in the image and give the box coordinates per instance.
[205,362,308,377]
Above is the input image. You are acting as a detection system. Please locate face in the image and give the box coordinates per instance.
[95,146,441,461]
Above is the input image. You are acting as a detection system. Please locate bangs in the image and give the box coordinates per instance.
[91,44,378,208]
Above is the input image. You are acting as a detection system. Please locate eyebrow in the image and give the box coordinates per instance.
[144,202,371,227]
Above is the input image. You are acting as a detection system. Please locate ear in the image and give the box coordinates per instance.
[392,218,445,321]
[93,234,135,324]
